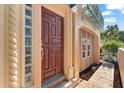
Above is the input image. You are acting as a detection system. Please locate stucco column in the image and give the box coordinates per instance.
[93,33,100,64]
[7,5,20,88]
[66,10,75,80]
[73,5,82,79]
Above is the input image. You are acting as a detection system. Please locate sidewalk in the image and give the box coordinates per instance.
[76,61,114,88]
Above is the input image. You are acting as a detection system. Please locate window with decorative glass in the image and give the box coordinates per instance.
[82,32,87,58]
[24,4,33,87]
[87,33,91,56]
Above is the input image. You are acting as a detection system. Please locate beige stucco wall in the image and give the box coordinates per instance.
[0,4,22,88]
[117,48,124,87]
[0,4,41,88]
[0,5,6,87]
[72,5,100,73]
[0,4,100,88]
[0,4,75,88]
[74,5,82,77]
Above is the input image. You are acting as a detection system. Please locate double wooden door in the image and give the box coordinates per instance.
[41,7,64,82]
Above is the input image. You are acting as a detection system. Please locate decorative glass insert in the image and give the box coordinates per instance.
[82,32,86,58]
[25,28,32,36]
[25,8,32,16]
[25,18,32,26]
[87,33,91,56]
[24,4,32,87]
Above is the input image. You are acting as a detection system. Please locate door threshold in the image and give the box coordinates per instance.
[41,73,65,88]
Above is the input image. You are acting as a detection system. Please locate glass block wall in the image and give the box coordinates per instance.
[24,4,33,87]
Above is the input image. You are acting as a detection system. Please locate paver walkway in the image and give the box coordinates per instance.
[76,61,114,88]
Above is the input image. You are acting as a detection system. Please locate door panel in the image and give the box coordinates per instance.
[42,7,64,82]
[80,31,94,71]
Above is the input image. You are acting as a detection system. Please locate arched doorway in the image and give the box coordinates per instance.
[79,27,100,72]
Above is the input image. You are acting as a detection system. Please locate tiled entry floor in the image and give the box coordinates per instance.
[76,61,114,88]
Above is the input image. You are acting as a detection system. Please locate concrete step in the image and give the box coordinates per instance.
[42,74,66,88]
[76,80,91,88]
[56,80,68,88]
[62,78,82,88]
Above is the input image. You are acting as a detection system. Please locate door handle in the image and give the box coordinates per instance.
[41,42,44,60]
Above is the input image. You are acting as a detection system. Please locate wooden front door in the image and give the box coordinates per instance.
[41,7,64,82]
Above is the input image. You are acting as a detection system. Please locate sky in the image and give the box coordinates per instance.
[99,4,124,31]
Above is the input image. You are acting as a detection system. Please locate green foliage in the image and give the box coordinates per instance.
[101,24,124,62]
[100,31,106,41]
[118,31,124,43]
[102,40,123,62]
[100,24,119,41]
[102,40,123,54]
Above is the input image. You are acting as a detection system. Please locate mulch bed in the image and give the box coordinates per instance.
[79,63,102,81]
[112,62,123,88]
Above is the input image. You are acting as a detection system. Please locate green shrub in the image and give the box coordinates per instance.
[102,40,123,62]
[102,40,123,53]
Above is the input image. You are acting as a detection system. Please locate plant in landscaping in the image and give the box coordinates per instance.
[102,40,123,62]
[118,31,124,47]
[100,24,124,62]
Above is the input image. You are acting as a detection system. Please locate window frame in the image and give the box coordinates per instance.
[87,33,91,57]
[81,32,87,59]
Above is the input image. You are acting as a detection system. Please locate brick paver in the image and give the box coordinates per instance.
[76,61,114,88]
